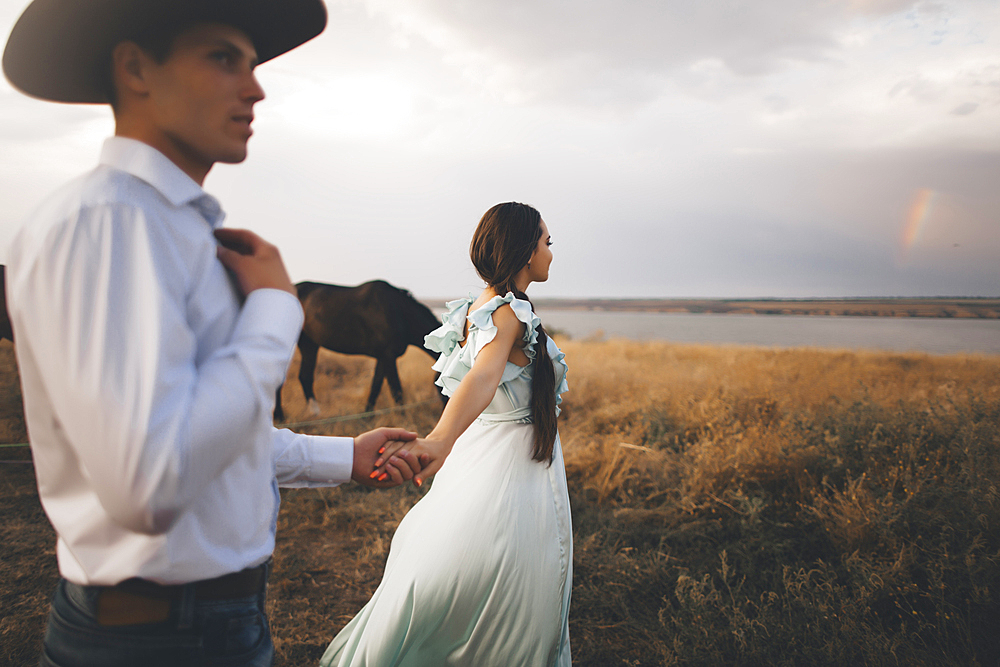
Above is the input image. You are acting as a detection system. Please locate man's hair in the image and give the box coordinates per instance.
[101,19,196,109]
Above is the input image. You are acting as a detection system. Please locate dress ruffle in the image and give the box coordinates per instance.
[423,295,472,358]
[423,292,569,410]
[466,292,541,361]
[550,341,569,409]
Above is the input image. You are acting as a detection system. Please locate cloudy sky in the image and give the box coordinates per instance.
[2,0,998,299]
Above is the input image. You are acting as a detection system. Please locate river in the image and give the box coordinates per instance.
[532,309,1000,356]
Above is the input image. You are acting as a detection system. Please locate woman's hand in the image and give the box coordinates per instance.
[371,437,451,487]
[353,428,419,487]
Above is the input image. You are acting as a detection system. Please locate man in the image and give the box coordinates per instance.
[2,1,422,664]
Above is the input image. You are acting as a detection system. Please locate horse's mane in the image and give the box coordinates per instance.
[295,280,436,323]
[388,283,433,314]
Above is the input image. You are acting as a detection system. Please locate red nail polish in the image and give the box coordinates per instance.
[378,473,388,482]
[415,478,422,487]
[378,446,385,454]
[369,470,378,479]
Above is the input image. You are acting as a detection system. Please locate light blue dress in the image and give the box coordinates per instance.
[320,293,572,667]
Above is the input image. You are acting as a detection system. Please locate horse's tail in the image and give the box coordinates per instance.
[0,264,12,343]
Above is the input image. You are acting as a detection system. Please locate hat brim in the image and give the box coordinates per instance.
[3,0,327,103]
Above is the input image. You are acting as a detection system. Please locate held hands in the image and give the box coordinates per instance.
[353,428,422,488]
[372,437,452,488]
[367,301,524,487]
[214,228,296,297]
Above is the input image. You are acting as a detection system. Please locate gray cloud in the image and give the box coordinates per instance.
[0,89,107,144]
[3,1,998,297]
[359,0,927,105]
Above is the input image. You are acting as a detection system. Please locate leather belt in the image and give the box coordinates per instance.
[95,562,268,626]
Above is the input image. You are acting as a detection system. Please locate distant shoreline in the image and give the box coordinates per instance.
[421,297,1000,319]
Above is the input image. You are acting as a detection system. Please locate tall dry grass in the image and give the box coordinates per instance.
[2,339,998,665]
[266,340,1000,665]
[557,340,1000,666]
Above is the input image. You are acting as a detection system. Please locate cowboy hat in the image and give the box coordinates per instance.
[3,0,327,103]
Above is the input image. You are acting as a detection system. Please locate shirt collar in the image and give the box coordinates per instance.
[99,137,226,228]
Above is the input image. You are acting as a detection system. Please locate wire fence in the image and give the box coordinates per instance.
[0,398,440,464]
[276,398,438,429]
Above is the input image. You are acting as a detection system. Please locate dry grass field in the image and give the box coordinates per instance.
[2,337,999,665]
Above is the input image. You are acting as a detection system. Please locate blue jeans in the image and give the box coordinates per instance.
[39,575,274,667]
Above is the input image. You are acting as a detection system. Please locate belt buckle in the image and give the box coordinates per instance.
[96,588,170,626]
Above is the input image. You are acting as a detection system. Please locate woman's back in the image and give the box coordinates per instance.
[426,293,568,422]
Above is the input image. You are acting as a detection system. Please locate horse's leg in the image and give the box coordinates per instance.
[384,358,404,405]
[298,336,322,416]
[366,360,386,412]
[273,384,285,422]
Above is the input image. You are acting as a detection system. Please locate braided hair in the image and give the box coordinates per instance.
[469,202,557,464]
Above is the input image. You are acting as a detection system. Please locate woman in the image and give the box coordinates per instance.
[320,202,572,666]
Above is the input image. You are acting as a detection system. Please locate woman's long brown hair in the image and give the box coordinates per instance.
[470,202,558,464]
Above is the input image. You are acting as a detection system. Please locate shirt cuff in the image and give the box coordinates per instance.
[305,435,354,484]
[276,434,354,487]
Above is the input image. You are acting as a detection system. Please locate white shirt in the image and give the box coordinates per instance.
[7,137,353,586]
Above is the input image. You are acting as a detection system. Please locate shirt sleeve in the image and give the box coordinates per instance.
[9,202,303,534]
[272,429,354,488]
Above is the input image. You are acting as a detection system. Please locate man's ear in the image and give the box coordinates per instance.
[111,41,153,99]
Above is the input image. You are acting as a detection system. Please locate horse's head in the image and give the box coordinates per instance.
[396,288,444,351]
[394,287,447,405]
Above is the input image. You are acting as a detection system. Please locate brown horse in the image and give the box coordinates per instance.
[274,280,444,421]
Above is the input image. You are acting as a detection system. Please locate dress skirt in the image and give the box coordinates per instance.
[320,419,573,667]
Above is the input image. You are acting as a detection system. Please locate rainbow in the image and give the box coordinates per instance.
[901,188,936,257]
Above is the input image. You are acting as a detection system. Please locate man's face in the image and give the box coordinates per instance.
[142,23,264,177]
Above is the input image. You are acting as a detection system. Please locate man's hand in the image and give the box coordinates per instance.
[353,427,420,487]
[372,437,450,488]
[214,228,296,297]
